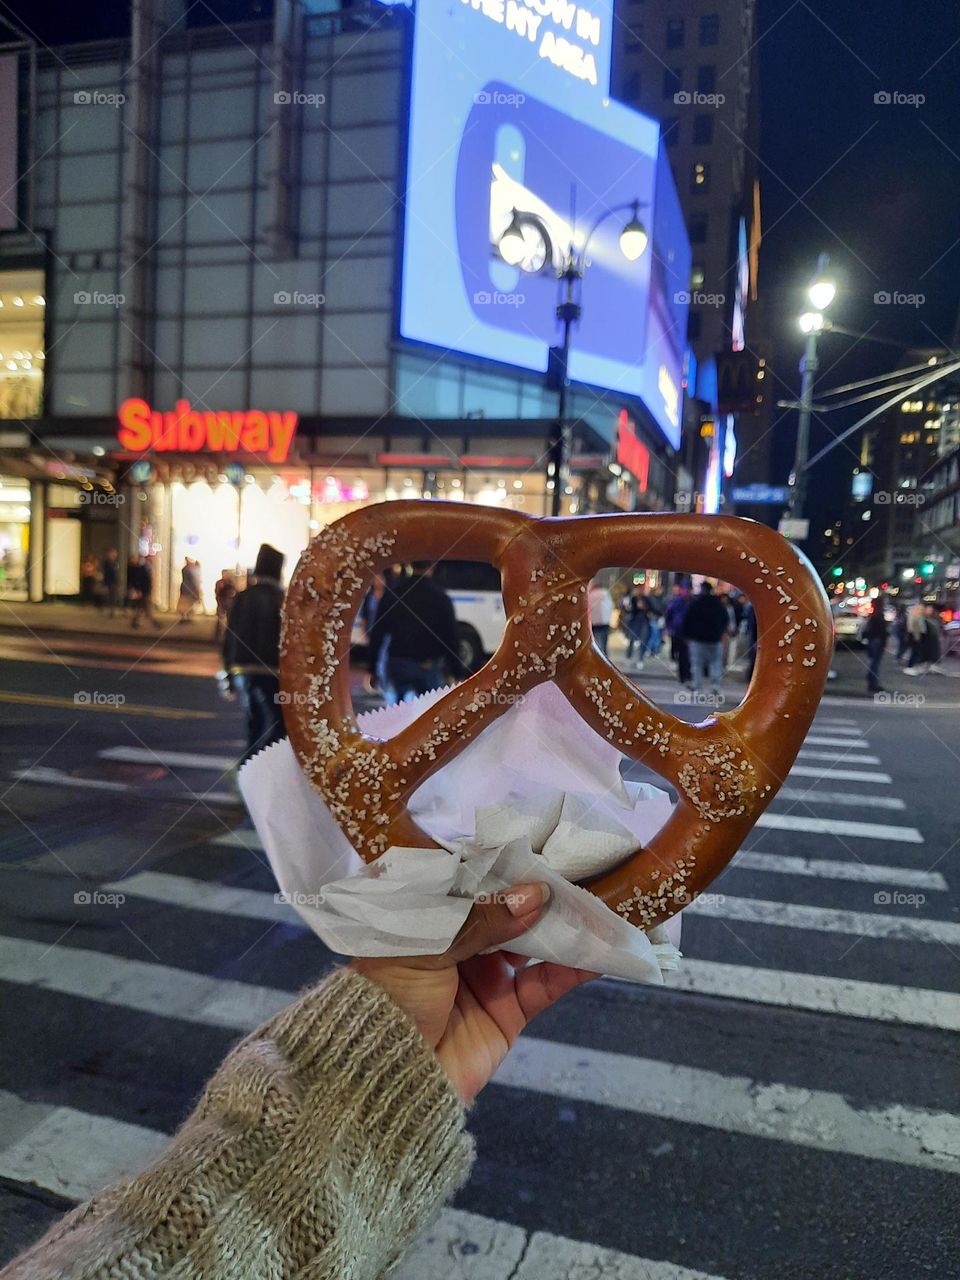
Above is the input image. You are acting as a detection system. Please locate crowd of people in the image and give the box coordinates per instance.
[863,595,945,693]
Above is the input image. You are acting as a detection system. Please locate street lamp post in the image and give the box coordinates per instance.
[498,200,649,517]
[788,255,836,524]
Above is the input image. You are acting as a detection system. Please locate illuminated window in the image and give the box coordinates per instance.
[899,432,918,444]
[691,161,711,192]
[691,264,705,289]
[693,113,714,144]
[666,17,684,47]
[700,14,720,45]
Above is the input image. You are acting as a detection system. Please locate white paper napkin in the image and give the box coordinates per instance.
[239,682,681,985]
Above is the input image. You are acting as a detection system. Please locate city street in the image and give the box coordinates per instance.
[0,610,957,1278]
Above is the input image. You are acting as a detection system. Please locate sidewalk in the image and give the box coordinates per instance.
[0,600,219,647]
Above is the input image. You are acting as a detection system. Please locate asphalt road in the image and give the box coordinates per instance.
[0,622,958,1278]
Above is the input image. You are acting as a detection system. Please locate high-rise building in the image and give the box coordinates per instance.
[612,1,772,504]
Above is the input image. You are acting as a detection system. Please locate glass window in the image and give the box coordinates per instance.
[663,67,682,98]
[697,65,717,93]
[666,17,684,48]
[691,264,705,289]
[0,269,45,419]
[700,14,720,46]
[693,113,714,144]
[622,70,642,102]
[688,311,702,341]
[691,160,711,193]
[662,116,680,146]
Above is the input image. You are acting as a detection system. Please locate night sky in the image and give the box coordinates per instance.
[8,0,960,534]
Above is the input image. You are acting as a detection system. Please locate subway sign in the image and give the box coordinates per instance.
[117,398,298,464]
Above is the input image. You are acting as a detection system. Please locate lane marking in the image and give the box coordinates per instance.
[797,748,880,764]
[772,786,905,811]
[100,746,236,772]
[688,894,958,944]
[789,764,892,783]
[498,1037,960,1173]
[756,812,923,842]
[732,850,946,891]
[0,691,215,718]
[661,959,960,1033]
[803,735,870,748]
[103,871,293,923]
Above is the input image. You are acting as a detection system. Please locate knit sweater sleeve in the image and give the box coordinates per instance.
[3,968,475,1280]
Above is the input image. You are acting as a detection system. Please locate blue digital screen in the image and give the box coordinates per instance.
[399,0,690,449]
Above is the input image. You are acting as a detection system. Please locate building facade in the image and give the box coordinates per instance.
[0,0,689,606]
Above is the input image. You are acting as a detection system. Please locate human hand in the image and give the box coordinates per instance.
[352,884,597,1102]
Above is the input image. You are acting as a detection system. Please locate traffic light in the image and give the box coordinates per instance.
[830,566,843,578]
[921,561,936,577]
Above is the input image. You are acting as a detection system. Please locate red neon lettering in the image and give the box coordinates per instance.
[117,399,298,464]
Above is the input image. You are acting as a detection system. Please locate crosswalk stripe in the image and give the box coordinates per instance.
[803,735,870,748]
[10,767,239,806]
[773,786,905,810]
[661,959,960,1032]
[813,719,861,728]
[212,826,266,850]
[0,936,289,1030]
[797,748,880,763]
[99,747,236,772]
[755,812,923,841]
[497,1037,960,1172]
[394,1208,730,1280]
[102,871,294,923]
[0,1091,169,1201]
[789,764,892,783]
[688,894,959,944]
[732,850,946,890]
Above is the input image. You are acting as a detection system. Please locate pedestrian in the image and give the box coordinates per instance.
[128,554,161,630]
[904,603,927,673]
[663,581,692,686]
[369,561,466,703]
[740,597,758,682]
[906,604,942,676]
[893,604,909,660]
[862,593,888,694]
[0,880,590,1280]
[718,591,738,668]
[644,586,665,657]
[682,580,730,696]
[177,556,202,622]
[588,578,614,656]
[214,567,237,643]
[79,553,99,605]
[619,586,649,669]
[101,547,120,616]
[222,543,286,765]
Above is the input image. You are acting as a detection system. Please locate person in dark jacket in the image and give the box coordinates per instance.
[128,554,160,630]
[100,547,120,616]
[369,562,466,703]
[223,543,286,764]
[862,594,888,693]
[663,583,691,686]
[682,580,730,695]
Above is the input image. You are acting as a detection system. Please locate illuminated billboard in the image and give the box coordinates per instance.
[399,0,690,449]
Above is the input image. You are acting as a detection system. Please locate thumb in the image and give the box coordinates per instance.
[438,883,550,967]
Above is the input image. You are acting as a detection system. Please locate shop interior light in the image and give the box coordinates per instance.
[12,295,23,306]
[92,445,106,457]
[5,361,15,371]
[451,477,461,487]
[619,202,649,262]
[513,479,523,489]
[33,295,45,306]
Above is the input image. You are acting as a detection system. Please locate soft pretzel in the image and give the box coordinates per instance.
[279,502,833,930]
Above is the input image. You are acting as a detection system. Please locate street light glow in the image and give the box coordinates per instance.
[799,311,825,333]
[619,205,649,261]
[498,209,527,267]
[808,276,836,310]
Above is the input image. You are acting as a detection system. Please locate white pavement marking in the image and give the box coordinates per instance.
[0,1091,169,1201]
[687,894,960,945]
[393,1208,730,1280]
[773,786,905,810]
[732,850,946,890]
[212,827,266,850]
[497,1037,960,1172]
[0,936,290,1031]
[102,872,295,924]
[813,719,860,728]
[802,735,870,748]
[797,748,880,764]
[662,959,960,1032]
[756,812,923,842]
[99,746,236,772]
[10,767,238,806]
[789,764,892,783]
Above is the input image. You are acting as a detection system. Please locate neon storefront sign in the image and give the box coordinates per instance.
[117,398,298,464]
